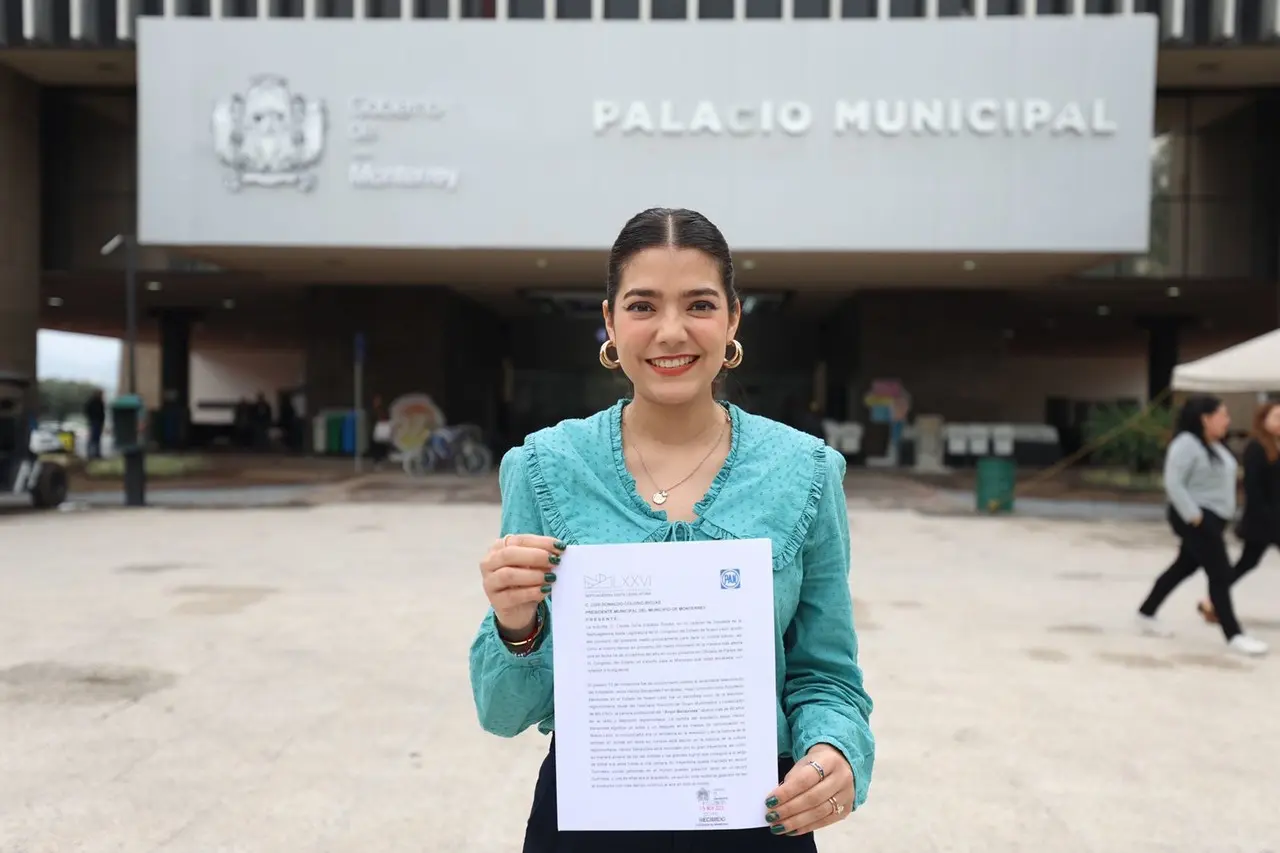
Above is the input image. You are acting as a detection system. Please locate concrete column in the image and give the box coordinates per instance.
[1138,315,1186,402]
[1251,95,1280,285]
[0,67,40,395]
[157,309,197,449]
[1148,320,1178,402]
[820,297,862,422]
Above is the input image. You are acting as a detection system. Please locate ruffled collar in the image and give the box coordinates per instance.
[522,398,830,570]
[606,398,741,525]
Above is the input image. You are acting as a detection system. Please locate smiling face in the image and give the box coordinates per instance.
[603,247,740,408]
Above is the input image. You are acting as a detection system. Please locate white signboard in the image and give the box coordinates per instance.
[138,17,1158,253]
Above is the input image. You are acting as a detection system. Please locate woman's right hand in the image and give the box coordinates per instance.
[480,534,566,637]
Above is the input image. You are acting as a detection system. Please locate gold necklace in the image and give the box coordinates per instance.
[629,411,729,506]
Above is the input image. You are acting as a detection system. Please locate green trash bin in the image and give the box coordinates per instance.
[325,413,344,455]
[975,456,1016,514]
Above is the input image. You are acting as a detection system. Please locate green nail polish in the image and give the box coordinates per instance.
[765,797,778,808]
[554,540,568,551]
[770,825,786,835]
[765,811,779,823]
[540,584,552,593]
[544,572,557,583]
[549,554,561,565]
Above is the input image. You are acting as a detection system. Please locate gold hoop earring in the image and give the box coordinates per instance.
[599,339,621,370]
[724,339,744,370]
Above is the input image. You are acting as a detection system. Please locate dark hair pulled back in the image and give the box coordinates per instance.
[1174,394,1225,464]
[605,208,739,313]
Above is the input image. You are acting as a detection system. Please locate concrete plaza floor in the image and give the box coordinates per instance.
[1,502,1277,853]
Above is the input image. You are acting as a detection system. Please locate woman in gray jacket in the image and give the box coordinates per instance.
[1136,396,1268,656]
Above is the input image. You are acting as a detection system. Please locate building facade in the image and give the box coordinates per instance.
[3,0,1280,456]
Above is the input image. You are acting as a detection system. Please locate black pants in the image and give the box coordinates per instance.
[1139,508,1242,640]
[1231,539,1276,585]
[88,423,104,459]
[522,737,819,853]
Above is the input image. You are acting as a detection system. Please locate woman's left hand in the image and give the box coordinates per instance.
[763,743,855,836]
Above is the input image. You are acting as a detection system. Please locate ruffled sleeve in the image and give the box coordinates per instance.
[782,446,876,808]
[467,445,556,738]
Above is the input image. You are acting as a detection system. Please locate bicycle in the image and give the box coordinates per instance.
[413,425,493,476]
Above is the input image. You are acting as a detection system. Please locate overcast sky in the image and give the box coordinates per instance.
[38,330,121,393]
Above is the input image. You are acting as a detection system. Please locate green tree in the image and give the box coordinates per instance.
[37,379,104,421]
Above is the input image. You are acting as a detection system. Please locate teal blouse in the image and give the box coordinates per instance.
[468,399,875,808]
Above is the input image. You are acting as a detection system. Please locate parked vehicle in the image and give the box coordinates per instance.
[0,372,69,509]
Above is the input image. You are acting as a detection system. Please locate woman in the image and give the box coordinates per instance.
[1197,401,1280,625]
[469,208,874,852]
[1135,396,1268,656]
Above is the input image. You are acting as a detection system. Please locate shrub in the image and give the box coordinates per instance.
[1083,402,1174,473]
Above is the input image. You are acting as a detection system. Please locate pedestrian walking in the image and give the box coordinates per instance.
[1197,401,1280,626]
[1136,395,1267,656]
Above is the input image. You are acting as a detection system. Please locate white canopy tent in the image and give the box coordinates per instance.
[1171,329,1280,394]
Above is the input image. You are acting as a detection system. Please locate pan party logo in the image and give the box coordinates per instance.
[211,74,327,193]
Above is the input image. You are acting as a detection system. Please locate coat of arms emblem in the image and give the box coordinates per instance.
[211,74,327,192]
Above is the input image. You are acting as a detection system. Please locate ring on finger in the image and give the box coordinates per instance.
[807,760,825,781]
[828,796,845,817]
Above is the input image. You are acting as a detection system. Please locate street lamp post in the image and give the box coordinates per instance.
[101,233,146,507]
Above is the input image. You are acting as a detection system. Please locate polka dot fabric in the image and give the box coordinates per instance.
[468,399,876,808]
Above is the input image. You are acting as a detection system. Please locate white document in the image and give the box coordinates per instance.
[550,538,778,832]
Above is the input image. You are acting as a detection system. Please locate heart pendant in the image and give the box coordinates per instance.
[653,491,668,505]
